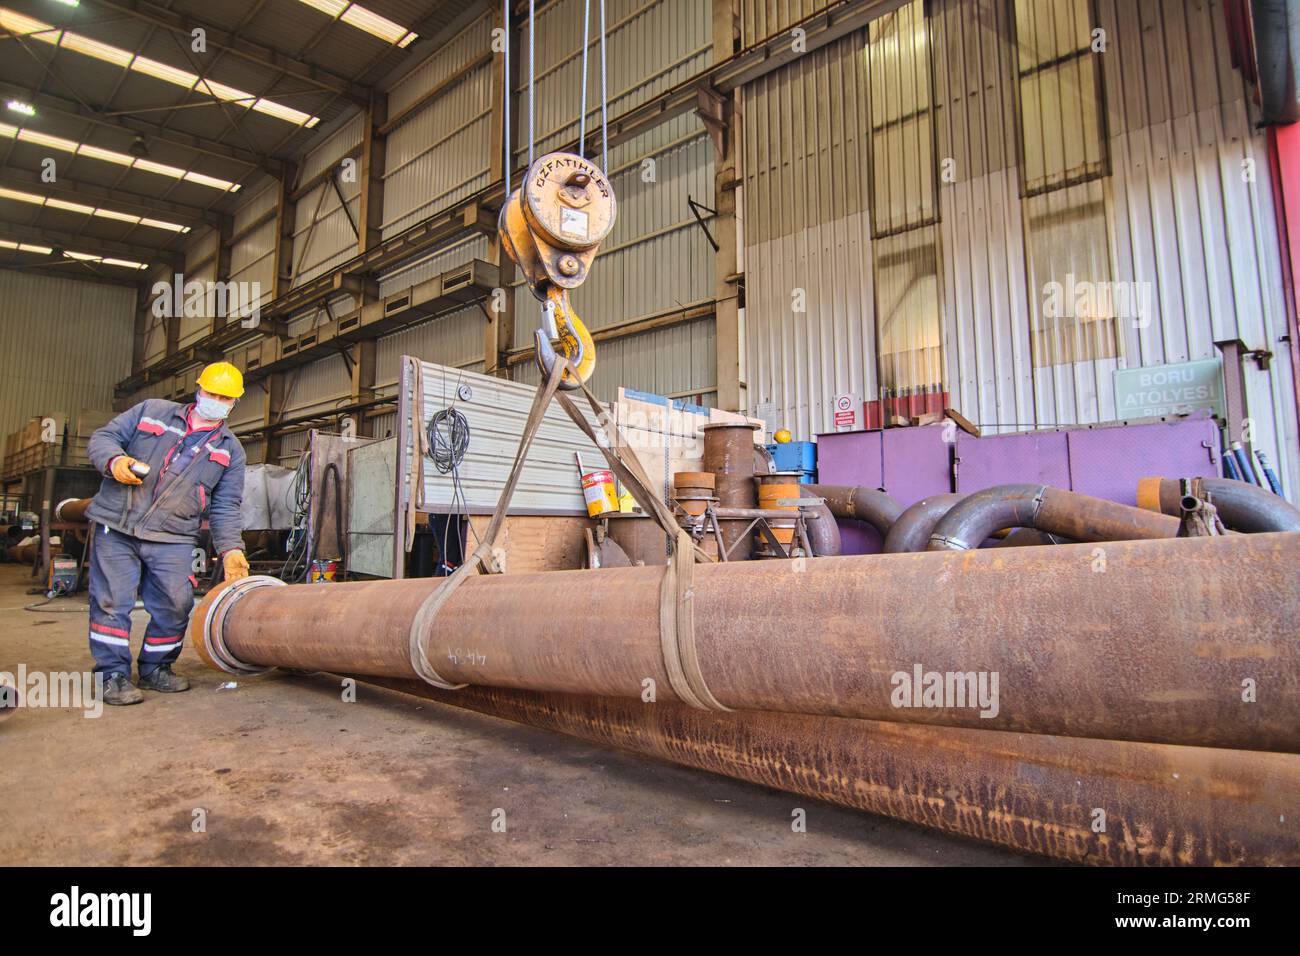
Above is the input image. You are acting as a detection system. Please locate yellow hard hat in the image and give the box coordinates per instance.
[196,361,245,399]
[774,428,792,444]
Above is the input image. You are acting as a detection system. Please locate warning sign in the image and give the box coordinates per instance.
[832,394,859,432]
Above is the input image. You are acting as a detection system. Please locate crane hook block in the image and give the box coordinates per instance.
[499,152,616,388]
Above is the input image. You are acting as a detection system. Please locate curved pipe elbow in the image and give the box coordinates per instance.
[927,485,1046,552]
[805,502,843,557]
[804,485,903,538]
[928,484,1179,551]
[883,493,965,553]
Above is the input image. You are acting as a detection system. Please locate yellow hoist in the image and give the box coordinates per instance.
[498,0,614,390]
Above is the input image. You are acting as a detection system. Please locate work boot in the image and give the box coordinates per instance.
[102,673,143,706]
[137,665,190,693]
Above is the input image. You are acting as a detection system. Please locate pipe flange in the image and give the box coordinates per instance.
[201,575,284,677]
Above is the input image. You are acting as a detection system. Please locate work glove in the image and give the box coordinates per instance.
[223,550,250,582]
[109,455,144,485]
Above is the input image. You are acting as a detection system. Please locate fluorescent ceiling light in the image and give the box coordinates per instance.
[0,236,149,268]
[296,0,417,48]
[0,238,54,254]
[0,184,190,231]
[0,121,239,192]
[0,7,320,127]
[6,99,35,116]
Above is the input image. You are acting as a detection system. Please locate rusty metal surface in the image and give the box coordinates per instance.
[359,678,1300,866]
[805,484,903,536]
[193,533,1300,752]
[6,543,37,563]
[54,498,92,524]
[995,529,1072,548]
[702,422,760,561]
[884,493,965,553]
[929,485,1179,552]
[602,514,672,566]
[1152,477,1300,533]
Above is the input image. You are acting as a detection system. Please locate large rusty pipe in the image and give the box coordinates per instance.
[928,484,1179,551]
[883,493,965,553]
[54,497,92,524]
[7,543,37,563]
[356,677,1300,866]
[1138,476,1300,533]
[804,484,903,537]
[702,422,760,561]
[191,533,1300,751]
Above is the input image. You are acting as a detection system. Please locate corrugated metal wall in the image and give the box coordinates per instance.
[383,13,494,237]
[739,0,832,45]
[292,114,364,286]
[742,31,876,439]
[228,183,278,312]
[0,270,136,440]
[740,0,1298,495]
[140,262,169,367]
[376,233,490,385]
[509,0,716,402]
[516,0,711,160]
[178,230,218,347]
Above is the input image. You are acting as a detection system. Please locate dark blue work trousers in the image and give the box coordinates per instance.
[88,524,195,678]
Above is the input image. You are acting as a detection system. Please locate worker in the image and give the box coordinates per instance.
[84,361,250,706]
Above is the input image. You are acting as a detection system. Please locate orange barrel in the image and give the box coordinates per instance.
[757,472,803,549]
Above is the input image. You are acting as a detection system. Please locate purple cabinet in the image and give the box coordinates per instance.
[1064,417,1221,505]
[954,431,1071,493]
[817,413,1223,555]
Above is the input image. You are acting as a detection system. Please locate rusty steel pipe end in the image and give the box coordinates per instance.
[1140,475,1300,533]
[189,575,284,677]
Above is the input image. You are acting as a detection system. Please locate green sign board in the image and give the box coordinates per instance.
[1113,358,1224,420]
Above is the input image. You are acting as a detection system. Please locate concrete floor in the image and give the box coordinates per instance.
[0,564,1036,866]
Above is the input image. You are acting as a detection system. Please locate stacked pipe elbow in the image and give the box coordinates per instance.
[926,484,1178,552]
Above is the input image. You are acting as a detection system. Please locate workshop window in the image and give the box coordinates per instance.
[1011,0,1116,368]
[875,227,944,396]
[867,0,945,398]
[1023,180,1119,368]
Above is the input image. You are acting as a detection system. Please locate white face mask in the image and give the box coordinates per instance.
[195,393,232,421]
